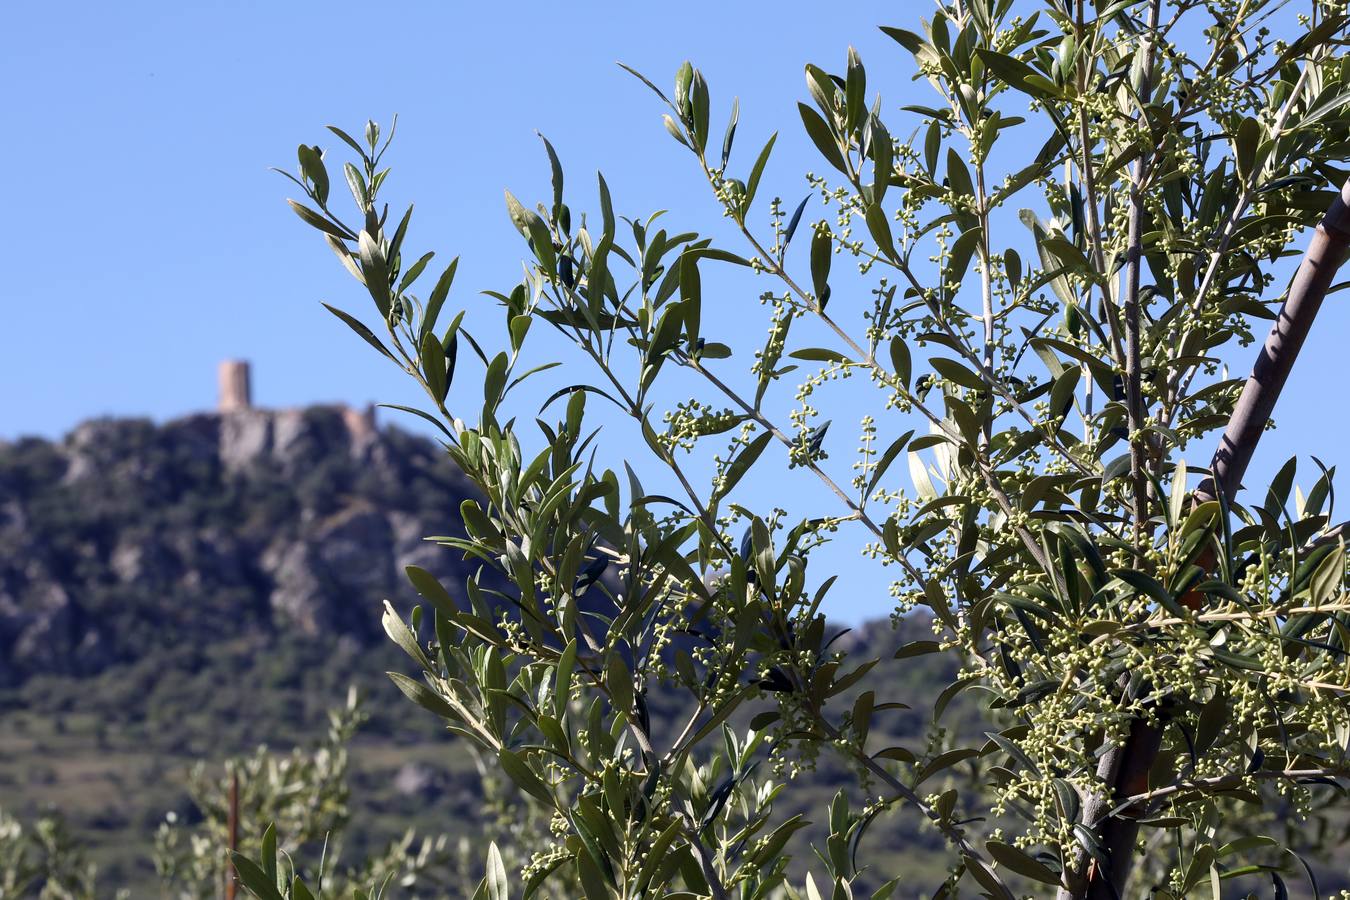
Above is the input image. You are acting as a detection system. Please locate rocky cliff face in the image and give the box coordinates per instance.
[0,407,479,686]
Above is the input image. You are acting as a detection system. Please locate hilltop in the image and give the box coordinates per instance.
[0,401,477,685]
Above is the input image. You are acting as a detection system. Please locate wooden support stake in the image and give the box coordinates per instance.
[225,769,239,900]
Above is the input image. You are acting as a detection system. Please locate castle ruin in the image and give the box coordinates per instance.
[218,360,252,412]
[215,360,378,469]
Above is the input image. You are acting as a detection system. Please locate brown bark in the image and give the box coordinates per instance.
[1196,179,1350,502]
[225,770,239,900]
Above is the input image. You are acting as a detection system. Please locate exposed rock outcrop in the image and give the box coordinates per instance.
[0,407,478,686]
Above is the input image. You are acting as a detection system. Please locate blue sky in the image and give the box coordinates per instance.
[1,0,909,428]
[3,2,1346,622]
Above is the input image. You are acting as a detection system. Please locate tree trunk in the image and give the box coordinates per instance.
[1079,179,1350,899]
[1196,179,1350,502]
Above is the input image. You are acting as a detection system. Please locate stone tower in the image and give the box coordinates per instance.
[218,360,252,413]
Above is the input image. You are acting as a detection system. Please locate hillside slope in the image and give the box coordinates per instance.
[0,409,965,894]
[5,409,1343,896]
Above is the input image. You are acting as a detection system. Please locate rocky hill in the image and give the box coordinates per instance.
[4,402,1345,896]
[0,403,515,889]
[0,404,479,686]
[0,403,966,893]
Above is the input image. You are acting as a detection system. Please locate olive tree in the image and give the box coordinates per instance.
[250,0,1350,896]
[154,690,453,898]
[0,809,101,900]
